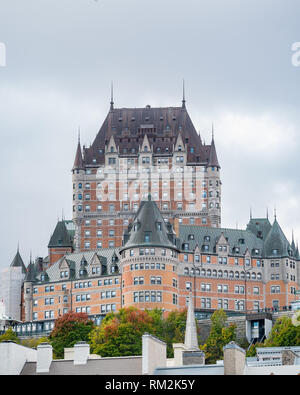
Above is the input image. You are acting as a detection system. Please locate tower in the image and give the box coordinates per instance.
[71,94,222,254]
[119,195,181,312]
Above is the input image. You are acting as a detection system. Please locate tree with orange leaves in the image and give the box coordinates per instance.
[49,312,94,359]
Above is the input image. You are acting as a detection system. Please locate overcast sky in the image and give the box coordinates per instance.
[0,0,300,269]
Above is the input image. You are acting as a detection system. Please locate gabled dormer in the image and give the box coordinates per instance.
[59,257,71,280]
[90,253,102,275]
[173,132,187,166]
[105,135,118,167]
[194,244,201,264]
[174,132,185,153]
[139,134,152,166]
[244,248,252,268]
[216,233,229,265]
[141,134,152,153]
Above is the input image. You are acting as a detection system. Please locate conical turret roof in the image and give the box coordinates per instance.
[120,196,179,252]
[48,221,73,249]
[207,135,220,168]
[263,218,292,258]
[73,139,84,170]
[10,249,26,274]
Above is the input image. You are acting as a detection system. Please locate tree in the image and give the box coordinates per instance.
[263,316,300,347]
[89,307,188,358]
[0,328,20,344]
[20,337,49,349]
[49,312,95,359]
[202,309,236,364]
[89,307,157,357]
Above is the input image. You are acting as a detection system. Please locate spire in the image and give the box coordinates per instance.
[73,131,84,170]
[110,81,114,111]
[207,127,220,168]
[250,207,253,220]
[184,292,199,351]
[10,248,26,274]
[182,79,186,109]
[291,230,296,252]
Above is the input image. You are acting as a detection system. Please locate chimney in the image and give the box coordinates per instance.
[36,343,53,373]
[73,341,90,365]
[223,342,245,375]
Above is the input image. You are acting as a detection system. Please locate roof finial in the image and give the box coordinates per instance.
[110,81,114,111]
[78,126,81,144]
[266,207,269,219]
[212,123,214,140]
[250,207,252,220]
[274,205,277,221]
[182,79,186,108]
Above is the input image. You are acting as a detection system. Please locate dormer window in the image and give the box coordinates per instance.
[156,222,162,231]
[272,249,279,255]
[178,145,182,151]
[144,232,151,243]
[60,271,68,278]
[110,147,115,153]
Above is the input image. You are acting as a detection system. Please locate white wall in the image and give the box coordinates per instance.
[244,365,300,375]
[0,266,23,321]
[0,342,37,375]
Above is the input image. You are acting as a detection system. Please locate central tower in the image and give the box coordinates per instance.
[72,96,221,253]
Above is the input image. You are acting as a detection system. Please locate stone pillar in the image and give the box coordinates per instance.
[223,342,245,375]
[36,343,53,373]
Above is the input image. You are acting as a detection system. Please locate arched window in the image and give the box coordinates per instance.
[218,270,223,278]
[224,270,228,278]
[229,271,234,279]
[235,271,240,279]
[184,267,189,275]
[251,272,256,280]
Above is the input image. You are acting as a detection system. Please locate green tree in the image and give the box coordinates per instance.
[49,312,94,359]
[264,316,300,347]
[20,337,49,349]
[89,307,188,358]
[89,307,157,357]
[202,309,236,364]
[0,328,20,344]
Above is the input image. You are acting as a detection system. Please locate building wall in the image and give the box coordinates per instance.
[0,266,24,321]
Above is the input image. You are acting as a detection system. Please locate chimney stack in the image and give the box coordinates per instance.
[73,341,90,365]
[36,343,53,373]
[223,342,245,375]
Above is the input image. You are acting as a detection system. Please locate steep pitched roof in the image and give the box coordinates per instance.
[73,140,84,170]
[83,104,212,166]
[207,136,220,168]
[246,218,272,241]
[179,225,264,256]
[48,221,74,249]
[10,250,26,274]
[121,195,179,252]
[263,218,292,258]
[24,261,37,283]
